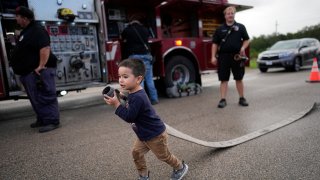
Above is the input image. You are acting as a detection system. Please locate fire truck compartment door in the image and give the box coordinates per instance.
[28,0,98,22]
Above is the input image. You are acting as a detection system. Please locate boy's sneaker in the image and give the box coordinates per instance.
[170,161,188,180]
[239,97,249,106]
[137,171,150,180]
[217,99,227,108]
[137,176,149,180]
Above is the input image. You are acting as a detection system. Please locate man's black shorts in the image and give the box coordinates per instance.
[217,53,245,81]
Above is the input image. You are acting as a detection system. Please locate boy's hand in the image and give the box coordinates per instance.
[118,90,128,101]
[104,91,121,108]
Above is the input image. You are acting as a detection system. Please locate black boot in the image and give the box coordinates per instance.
[239,97,249,106]
[217,99,227,108]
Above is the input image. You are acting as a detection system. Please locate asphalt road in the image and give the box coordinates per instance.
[1,68,320,180]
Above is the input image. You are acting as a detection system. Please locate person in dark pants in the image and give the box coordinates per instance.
[11,6,60,133]
[211,6,250,108]
[121,14,159,105]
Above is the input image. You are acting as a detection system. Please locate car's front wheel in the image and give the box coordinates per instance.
[259,67,268,73]
[291,57,301,72]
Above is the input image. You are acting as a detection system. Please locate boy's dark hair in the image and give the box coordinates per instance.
[119,58,145,77]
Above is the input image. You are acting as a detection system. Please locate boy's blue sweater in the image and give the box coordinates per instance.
[115,89,166,141]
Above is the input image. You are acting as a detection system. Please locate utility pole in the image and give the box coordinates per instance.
[275,20,278,35]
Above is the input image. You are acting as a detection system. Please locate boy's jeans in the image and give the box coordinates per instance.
[129,54,159,103]
[132,131,181,175]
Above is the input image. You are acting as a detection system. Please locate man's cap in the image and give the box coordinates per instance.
[15,6,34,20]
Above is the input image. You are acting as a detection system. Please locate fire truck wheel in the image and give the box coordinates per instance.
[165,56,196,97]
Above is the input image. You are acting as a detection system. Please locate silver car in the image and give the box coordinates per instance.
[257,38,320,72]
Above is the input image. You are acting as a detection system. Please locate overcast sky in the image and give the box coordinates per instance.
[228,0,320,38]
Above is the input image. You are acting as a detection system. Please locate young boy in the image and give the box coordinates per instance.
[104,58,188,180]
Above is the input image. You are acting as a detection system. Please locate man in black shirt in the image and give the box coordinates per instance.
[12,6,60,132]
[211,6,250,108]
[121,14,159,105]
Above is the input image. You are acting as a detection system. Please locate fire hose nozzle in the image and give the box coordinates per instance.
[234,54,248,61]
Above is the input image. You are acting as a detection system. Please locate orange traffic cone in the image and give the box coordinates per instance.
[306,58,320,83]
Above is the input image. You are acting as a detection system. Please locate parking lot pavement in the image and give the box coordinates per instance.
[1,68,320,179]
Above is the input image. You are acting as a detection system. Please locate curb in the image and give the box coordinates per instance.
[0,85,117,121]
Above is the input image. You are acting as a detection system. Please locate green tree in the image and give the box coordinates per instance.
[250,23,320,58]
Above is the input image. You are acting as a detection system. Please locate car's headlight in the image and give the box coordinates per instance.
[278,52,294,58]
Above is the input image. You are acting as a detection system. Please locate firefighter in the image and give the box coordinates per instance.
[11,6,60,133]
[121,14,159,105]
[211,6,250,108]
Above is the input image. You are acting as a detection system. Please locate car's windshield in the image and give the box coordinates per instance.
[270,40,300,50]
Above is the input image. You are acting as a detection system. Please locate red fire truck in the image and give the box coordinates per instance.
[0,0,251,100]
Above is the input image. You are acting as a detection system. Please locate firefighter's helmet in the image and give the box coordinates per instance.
[57,8,76,22]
